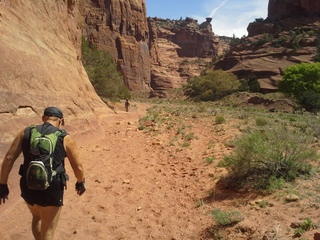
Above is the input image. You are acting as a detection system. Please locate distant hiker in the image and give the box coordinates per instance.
[125,98,130,112]
[0,106,86,240]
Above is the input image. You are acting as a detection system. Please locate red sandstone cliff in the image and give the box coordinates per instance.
[81,0,221,95]
[0,0,111,147]
[148,17,221,95]
[268,0,320,21]
[214,0,320,92]
[82,0,151,91]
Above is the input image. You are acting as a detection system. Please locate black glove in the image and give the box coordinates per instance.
[75,179,86,196]
[0,183,9,204]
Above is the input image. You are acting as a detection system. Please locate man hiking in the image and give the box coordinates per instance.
[0,106,86,240]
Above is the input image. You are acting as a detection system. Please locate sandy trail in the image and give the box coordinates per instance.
[1,101,320,240]
[0,102,214,240]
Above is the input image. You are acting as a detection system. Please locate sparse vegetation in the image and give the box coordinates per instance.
[293,218,317,237]
[205,156,215,164]
[136,97,320,239]
[211,209,243,226]
[81,36,130,100]
[229,34,242,47]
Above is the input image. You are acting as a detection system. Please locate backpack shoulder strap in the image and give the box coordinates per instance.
[20,125,35,174]
[22,125,35,148]
[58,129,68,138]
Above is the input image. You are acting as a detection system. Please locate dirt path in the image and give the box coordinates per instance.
[1,101,320,240]
[0,102,216,240]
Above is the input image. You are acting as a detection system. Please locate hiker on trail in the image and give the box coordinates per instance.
[125,98,130,112]
[0,106,86,240]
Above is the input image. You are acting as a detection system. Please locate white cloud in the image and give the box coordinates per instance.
[194,0,268,37]
[208,0,229,18]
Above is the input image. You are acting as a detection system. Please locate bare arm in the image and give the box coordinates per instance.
[64,135,85,183]
[0,130,24,184]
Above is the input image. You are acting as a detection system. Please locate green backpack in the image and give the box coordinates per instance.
[26,125,64,190]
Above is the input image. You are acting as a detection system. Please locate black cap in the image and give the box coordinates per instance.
[43,107,63,119]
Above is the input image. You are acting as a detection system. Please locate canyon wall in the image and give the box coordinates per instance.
[82,0,151,91]
[268,0,320,21]
[81,1,221,96]
[148,17,221,96]
[214,0,320,92]
[3,0,317,150]
[0,0,111,148]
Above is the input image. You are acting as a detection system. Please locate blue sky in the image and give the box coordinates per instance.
[145,0,268,37]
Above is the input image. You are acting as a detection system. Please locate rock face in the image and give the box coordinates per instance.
[81,0,151,91]
[214,0,320,92]
[0,0,111,148]
[148,17,221,95]
[268,0,320,21]
[81,2,222,96]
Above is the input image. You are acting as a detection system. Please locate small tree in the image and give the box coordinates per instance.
[278,62,320,112]
[81,37,130,100]
[183,70,240,101]
[239,74,260,92]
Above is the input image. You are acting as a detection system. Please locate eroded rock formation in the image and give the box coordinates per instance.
[82,0,151,91]
[148,17,221,95]
[214,0,320,92]
[81,1,223,96]
[0,0,110,148]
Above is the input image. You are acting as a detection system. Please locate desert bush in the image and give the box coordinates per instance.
[211,209,243,227]
[278,62,320,112]
[293,218,316,237]
[251,33,273,47]
[254,18,264,23]
[289,31,303,50]
[81,37,130,100]
[219,126,318,191]
[215,115,226,124]
[239,74,260,92]
[255,117,268,126]
[183,70,240,101]
[205,156,215,164]
[314,38,320,62]
[271,35,287,48]
[229,34,242,47]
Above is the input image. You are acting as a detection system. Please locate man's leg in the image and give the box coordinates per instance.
[26,203,62,240]
[39,205,62,240]
[26,203,41,240]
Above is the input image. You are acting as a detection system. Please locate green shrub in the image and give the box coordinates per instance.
[239,74,260,92]
[206,156,215,164]
[271,35,287,48]
[215,115,226,124]
[278,62,320,112]
[219,126,318,191]
[299,89,320,112]
[81,37,130,100]
[255,118,268,126]
[229,34,242,47]
[251,33,272,47]
[183,70,240,101]
[294,218,316,237]
[254,18,264,23]
[211,209,243,226]
[313,40,320,62]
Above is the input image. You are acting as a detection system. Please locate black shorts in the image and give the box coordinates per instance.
[20,176,64,207]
